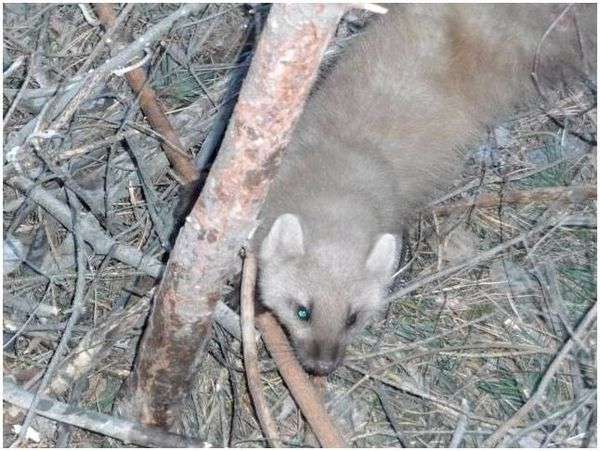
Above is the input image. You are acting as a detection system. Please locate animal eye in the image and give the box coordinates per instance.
[346,312,358,327]
[296,306,311,322]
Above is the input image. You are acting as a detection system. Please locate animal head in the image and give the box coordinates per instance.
[258,214,398,375]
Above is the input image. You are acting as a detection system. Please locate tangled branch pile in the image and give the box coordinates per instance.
[3,3,596,448]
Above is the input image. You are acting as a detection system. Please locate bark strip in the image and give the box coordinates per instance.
[123,4,346,428]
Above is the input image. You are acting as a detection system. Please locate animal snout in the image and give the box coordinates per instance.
[296,338,345,375]
[305,359,339,376]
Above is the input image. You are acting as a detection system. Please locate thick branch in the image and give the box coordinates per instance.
[123,4,346,428]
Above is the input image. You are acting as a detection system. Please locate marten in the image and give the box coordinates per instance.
[251,4,596,375]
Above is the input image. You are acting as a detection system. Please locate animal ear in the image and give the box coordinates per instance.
[366,234,397,277]
[260,214,305,261]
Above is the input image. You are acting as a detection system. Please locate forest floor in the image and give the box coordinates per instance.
[3,4,596,448]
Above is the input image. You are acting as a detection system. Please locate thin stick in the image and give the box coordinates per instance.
[241,252,282,447]
[483,301,597,447]
[93,3,200,184]
[433,184,596,216]
[3,380,210,448]
[3,53,34,128]
[256,312,347,447]
[12,193,89,446]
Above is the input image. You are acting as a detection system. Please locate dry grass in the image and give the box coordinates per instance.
[3,3,596,448]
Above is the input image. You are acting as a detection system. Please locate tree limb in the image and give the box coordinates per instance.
[241,251,282,447]
[121,4,347,428]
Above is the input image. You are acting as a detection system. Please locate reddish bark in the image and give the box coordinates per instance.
[123,4,346,428]
[94,4,199,184]
[256,312,347,447]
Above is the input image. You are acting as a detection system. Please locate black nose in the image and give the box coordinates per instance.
[307,360,338,376]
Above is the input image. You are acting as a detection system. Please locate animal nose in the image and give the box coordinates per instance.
[310,360,337,376]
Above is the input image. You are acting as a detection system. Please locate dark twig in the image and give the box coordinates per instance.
[375,385,407,447]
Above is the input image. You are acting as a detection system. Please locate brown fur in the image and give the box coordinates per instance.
[252,4,596,375]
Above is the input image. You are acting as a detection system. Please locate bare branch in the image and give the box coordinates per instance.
[256,312,347,447]
[3,380,210,448]
[122,4,347,428]
[94,3,200,184]
[433,185,596,216]
[241,251,281,447]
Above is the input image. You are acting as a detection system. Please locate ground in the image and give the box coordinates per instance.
[3,3,596,448]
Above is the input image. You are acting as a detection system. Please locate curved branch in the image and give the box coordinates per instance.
[241,252,282,447]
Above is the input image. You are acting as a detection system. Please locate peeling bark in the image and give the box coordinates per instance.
[121,4,346,428]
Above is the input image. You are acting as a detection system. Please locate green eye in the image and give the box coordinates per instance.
[296,306,311,321]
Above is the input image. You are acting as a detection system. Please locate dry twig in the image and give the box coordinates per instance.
[256,312,347,447]
[433,184,596,216]
[241,251,282,447]
[3,380,210,448]
[122,4,347,429]
[483,301,597,446]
